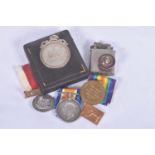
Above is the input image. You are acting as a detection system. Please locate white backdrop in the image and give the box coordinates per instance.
[0,26,154,129]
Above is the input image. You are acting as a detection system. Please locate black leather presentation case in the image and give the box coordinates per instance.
[24,30,89,94]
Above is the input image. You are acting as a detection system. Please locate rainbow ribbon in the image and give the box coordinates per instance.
[88,73,116,105]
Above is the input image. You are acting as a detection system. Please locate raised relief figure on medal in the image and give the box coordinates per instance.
[57,98,81,122]
[56,89,82,123]
[40,35,71,69]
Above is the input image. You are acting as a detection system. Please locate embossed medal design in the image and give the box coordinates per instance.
[98,54,115,71]
[80,80,105,105]
[56,99,81,122]
[40,35,71,69]
[32,95,55,112]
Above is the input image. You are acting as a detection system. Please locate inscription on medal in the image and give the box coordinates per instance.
[80,81,105,105]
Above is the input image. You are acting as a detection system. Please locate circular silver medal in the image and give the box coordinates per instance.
[56,99,81,122]
[32,95,55,112]
[40,35,71,69]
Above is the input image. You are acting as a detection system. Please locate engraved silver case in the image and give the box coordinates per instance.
[40,35,71,69]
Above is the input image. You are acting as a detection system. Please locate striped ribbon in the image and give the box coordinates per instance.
[15,64,39,92]
[54,88,82,109]
[88,73,116,105]
[22,64,39,90]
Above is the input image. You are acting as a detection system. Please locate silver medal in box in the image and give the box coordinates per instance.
[40,35,71,69]
[90,42,115,76]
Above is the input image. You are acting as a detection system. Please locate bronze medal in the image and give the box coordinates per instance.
[80,80,105,105]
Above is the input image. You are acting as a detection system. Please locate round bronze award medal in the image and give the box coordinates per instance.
[98,54,115,71]
[32,95,55,112]
[80,80,105,105]
[56,98,81,122]
[40,35,71,69]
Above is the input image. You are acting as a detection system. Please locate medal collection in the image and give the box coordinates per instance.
[15,30,116,125]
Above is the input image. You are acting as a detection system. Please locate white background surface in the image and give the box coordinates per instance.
[0,26,155,129]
